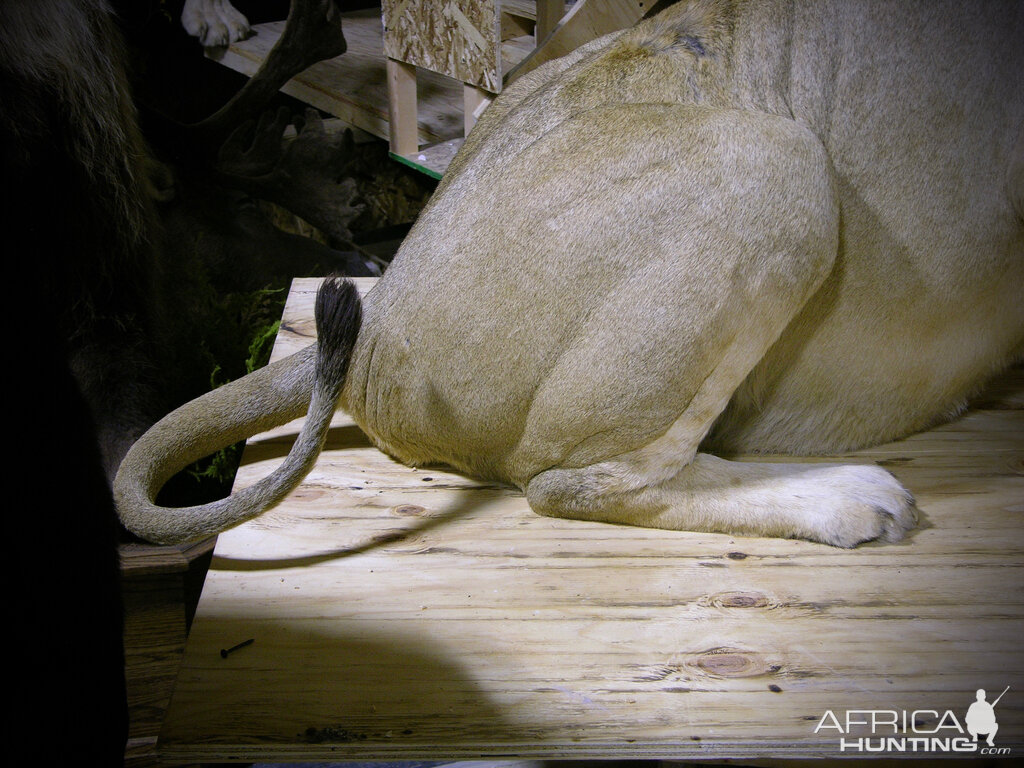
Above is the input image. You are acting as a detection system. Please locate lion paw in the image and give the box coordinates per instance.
[806,465,918,547]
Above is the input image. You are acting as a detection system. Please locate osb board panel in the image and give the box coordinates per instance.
[160,277,1023,762]
[384,0,502,92]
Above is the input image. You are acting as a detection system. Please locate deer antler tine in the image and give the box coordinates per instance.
[216,106,365,247]
[194,0,346,146]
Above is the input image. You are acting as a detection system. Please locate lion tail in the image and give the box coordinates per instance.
[114,276,362,545]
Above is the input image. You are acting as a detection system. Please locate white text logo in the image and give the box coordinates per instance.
[813,687,1010,755]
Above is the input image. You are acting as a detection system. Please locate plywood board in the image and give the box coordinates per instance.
[160,278,1024,763]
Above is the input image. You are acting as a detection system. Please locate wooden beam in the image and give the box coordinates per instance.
[210,13,465,148]
[500,8,534,40]
[505,0,647,84]
[464,84,494,136]
[499,0,538,20]
[386,57,418,156]
[535,0,566,46]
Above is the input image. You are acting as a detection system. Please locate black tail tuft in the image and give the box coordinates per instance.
[315,275,362,390]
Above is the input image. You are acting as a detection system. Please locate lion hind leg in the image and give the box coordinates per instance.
[527,451,917,547]
[524,315,918,547]
[521,284,921,547]
[513,106,918,546]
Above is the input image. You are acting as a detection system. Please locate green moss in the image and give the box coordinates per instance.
[193,286,285,481]
[246,318,282,375]
[158,284,289,506]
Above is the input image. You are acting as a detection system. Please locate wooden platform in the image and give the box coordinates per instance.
[210,8,535,178]
[120,537,214,767]
[211,9,458,145]
[159,277,1024,763]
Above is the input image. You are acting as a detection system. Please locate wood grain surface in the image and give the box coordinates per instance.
[160,277,1023,762]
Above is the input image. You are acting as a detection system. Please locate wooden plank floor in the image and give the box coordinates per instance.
[159,277,1023,763]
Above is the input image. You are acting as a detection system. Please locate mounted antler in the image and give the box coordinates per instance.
[185,0,393,269]
[217,106,365,246]
[194,0,347,145]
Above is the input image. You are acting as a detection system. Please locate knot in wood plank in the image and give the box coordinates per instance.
[392,504,428,516]
[691,646,773,678]
[705,591,772,609]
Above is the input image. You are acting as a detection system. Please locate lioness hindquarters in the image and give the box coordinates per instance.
[518,104,916,547]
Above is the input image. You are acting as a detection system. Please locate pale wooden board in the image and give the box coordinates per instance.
[392,139,465,180]
[159,277,1024,762]
[502,0,540,21]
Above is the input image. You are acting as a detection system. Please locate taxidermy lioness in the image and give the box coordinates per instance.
[115,0,1024,547]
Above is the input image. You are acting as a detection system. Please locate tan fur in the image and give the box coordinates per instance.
[115,0,1023,546]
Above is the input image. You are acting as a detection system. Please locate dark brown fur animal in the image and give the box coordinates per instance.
[2,2,362,760]
[1,0,145,762]
[3,0,375,483]
[2,0,167,479]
